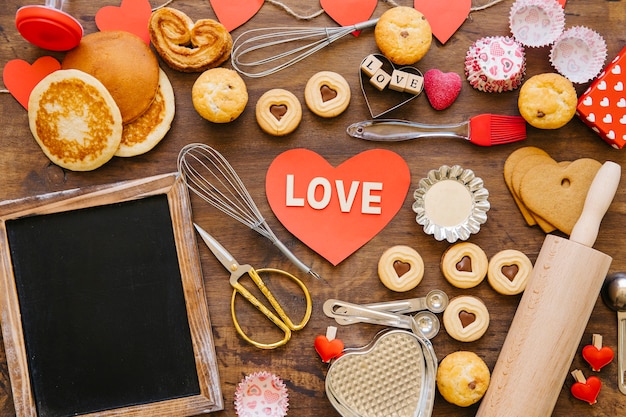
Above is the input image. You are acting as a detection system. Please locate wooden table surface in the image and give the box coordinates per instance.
[1,0,626,416]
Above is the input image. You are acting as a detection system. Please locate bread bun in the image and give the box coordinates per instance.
[62,31,159,124]
[28,69,123,171]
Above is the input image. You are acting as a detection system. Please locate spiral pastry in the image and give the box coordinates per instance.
[149,7,232,72]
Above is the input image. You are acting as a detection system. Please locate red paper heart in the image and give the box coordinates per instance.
[582,345,614,372]
[95,0,152,44]
[424,69,462,110]
[210,0,264,32]
[314,335,344,363]
[413,0,471,44]
[3,56,61,110]
[266,149,410,266]
[571,375,601,405]
[321,0,377,36]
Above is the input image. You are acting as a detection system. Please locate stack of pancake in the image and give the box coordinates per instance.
[28,31,175,171]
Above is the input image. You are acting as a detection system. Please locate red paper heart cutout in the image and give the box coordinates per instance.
[321,0,377,36]
[424,69,462,110]
[3,56,61,110]
[571,375,601,405]
[582,345,614,372]
[210,0,264,32]
[314,335,344,363]
[413,0,471,44]
[95,0,152,44]
[266,149,410,266]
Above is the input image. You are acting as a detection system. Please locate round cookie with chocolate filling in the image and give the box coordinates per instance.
[377,245,424,292]
[487,249,533,295]
[443,295,489,342]
[256,89,302,136]
[304,71,351,118]
[437,351,491,407]
[441,242,488,289]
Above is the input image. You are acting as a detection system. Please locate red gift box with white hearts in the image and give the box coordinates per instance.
[576,46,626,149]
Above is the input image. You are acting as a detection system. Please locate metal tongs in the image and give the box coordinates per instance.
[323,290,448,339]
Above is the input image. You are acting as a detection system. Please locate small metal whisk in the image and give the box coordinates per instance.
[231,19,379,78]
[177,143,321,280]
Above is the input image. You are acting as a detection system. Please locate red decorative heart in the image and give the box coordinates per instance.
[582,345,614,372]
[95,0,152,44]
[413,0,471,44]
[210,0,264,32]
[423,69,462,110]
[321,0,377,36]
[265,149,411,266]
[314,335,344,363]
[570,375,601,405]
[3,56,61,110]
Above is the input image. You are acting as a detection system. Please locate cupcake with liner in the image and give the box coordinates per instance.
[465,36,526,93]
[550,26,607,84]
[509,0,565,48]
[235,371,289,417]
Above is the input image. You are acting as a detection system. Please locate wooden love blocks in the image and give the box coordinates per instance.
[361,54,424,94]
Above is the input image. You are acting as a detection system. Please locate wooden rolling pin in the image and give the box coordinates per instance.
[476,161,621,417]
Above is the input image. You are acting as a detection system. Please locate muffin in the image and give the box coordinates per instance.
[192,67,248,123]
[517,72,577,129]
[374,7,432,65]
[436,351,491,407]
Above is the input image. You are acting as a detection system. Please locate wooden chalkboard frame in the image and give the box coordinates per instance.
[0,173,223,417]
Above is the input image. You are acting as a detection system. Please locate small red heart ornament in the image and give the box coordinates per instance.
[95,0,152,44]
[582,345,614,371]
[321,0,377,36]
[210,0,264,32]
[314,335,344,362]
[3,56,61,109]
[413,0,471,44]
[265,149,410,266]
[423,69,462,110]
[571,375,601,405]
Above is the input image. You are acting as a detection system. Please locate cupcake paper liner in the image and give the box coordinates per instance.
[465,36,526,93]
[509,0,565,48]
[550,26,607,84]
[235,371,289,417]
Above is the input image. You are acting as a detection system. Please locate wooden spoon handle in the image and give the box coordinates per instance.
[570,161,621,247]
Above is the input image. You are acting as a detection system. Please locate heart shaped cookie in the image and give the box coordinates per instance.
[3,56,60,110]
[423,69,461,110]
[148,7,232,72]
[95,0,152,44]
[326,330,433,417]
[359,54,423,118]
[519,158,602,235]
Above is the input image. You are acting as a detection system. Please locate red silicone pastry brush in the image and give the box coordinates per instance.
[346,114,527,146]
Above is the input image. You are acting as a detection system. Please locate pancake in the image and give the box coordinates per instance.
[61,30,159,124]
[28,69,123,171]
[115,68,175,157]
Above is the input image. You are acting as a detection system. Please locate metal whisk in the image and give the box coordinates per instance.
[177,143,321,280]
[231,19,378,78]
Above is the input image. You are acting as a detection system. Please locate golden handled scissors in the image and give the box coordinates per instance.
[194,224,312,349]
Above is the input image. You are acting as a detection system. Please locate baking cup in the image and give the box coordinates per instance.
[509,0,565,48]
[465,36,526,93]
[550,26,607,84]
[412,165,489,243]
[235,371,289,417]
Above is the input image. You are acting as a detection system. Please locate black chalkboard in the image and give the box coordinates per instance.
[0,174,222,417]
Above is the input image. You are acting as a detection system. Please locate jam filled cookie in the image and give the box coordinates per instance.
[437,351,491,407]
[304,71,351,118]
[440,242,488,289]
[443,296,489,342]
[256,88,302,136]
[377,245,424,292]
[487,249,533,295]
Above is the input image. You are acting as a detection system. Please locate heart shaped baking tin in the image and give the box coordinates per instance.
[325,329,436,417]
